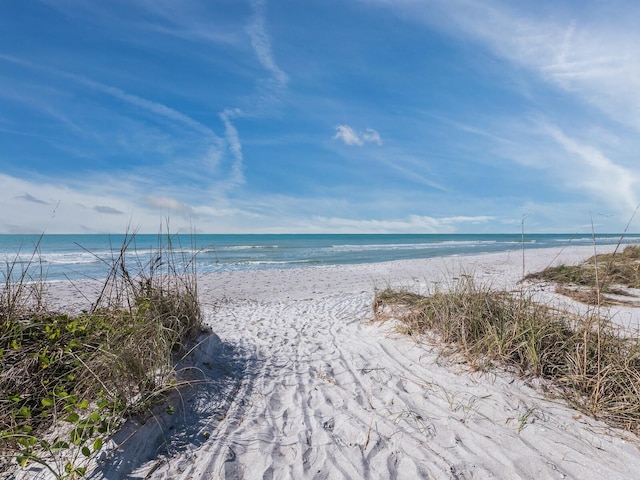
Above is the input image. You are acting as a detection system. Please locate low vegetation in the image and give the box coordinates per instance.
[525,244,640,305]
[0,233,203,478]
[374,275,640,435]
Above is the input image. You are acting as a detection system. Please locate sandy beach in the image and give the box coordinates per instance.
[40,245,640,479]
[6,0,640,478]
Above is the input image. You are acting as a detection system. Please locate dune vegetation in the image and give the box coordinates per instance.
[374,246,640,436]
[524,244,640,305]
[0,233,204,478]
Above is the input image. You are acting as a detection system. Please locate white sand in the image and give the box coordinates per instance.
[43,246,640,478]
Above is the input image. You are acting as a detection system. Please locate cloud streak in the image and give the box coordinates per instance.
[16,193,49,205]
[141,195,195,218]
[93,205,124,215]
[220,108,246,188]
[209,0,289,192]
[541,123,640,211]
[246,0,289,96]
[0,53,219,139]
[366,0,640,131]
[310,214,494,234]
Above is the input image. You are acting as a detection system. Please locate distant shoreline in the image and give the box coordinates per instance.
[3,233,640,282]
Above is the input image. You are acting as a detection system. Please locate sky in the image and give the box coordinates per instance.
[1,0,640,234]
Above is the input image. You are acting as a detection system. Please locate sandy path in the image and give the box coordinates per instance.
[81,245,640,479]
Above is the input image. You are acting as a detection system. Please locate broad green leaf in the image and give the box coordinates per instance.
[93,438,103,451]
[65,413,80,423]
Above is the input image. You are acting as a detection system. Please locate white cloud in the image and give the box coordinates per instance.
[16,193,49,205]
[141,195,195,218]
[0,173,272,233]
[541,123,640,212]
[220,108,245,188]
[358,0,640,222]
[0,173,135,233]
[4,170,634,234]
[246,0,289,93]
[439,216,495,225]
[309,214,493,233]
[458,5,640,131]
[334,125,363,146]
[242,0,289,112]
[0,54,221,140]
[362,128,382,145]
[333,125,382,146]
[81,78,220,139]
[364,0,640,131]
[210,0,288,190]
[94,205,124,215]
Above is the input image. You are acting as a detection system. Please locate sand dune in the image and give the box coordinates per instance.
[70,245,640,479]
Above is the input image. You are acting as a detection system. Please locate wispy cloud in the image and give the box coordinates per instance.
[541,123,640,211]
[141,195,195,218]
[358,0,640,222]
[366,0,640,131]
[220,108,246,188]
[93,205,124,215]
[68,75,221,140]
[333,125,382,146]
[309,214,493,233]
[0,2,289,225]
[461,5,640,131]
[246,0,289,107]
[0,52,223,153]
[134,1,242,46]
[16,193,49,205]
[362,129,382,145]
[370,152,446,191]
[39,0,242,47]
[5,0,637,234]
[0,51,232,196]
[1,173,132,233]
[210,0,288,192]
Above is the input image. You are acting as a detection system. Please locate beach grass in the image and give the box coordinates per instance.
[374,276,640,435]
[0,232,203,478]
[524,244,640,305]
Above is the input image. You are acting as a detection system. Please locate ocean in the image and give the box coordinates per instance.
[1,233,639,282]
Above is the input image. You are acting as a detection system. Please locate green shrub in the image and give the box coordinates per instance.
[0,231,203,478]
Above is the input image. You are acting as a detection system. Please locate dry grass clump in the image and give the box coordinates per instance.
[374,277,640,434]
[525,244,640,305]
[0,232,203,478]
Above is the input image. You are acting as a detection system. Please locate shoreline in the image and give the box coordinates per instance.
[42,245,640,478]
[7,233,639,283]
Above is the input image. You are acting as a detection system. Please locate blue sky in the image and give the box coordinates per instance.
[1,0,639,234]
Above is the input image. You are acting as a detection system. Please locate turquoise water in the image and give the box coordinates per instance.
[1,233,639,281]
